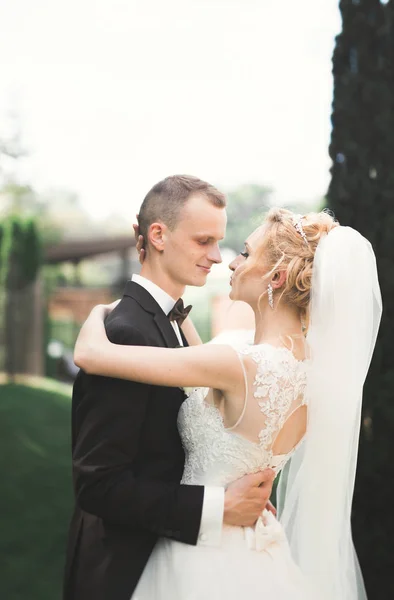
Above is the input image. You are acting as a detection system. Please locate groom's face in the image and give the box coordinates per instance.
[161,193,227,287]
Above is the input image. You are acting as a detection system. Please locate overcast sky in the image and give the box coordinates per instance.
[0,0,341,221]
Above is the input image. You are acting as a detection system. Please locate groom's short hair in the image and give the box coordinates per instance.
[138,175,226,245]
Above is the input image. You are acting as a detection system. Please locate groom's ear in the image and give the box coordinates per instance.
[148,222,167,253]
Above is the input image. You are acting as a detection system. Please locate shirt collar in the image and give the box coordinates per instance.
[131,274,177,316]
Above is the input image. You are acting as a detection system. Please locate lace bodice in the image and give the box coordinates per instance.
[178,343,309,487]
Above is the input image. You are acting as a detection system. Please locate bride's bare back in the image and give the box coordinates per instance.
[205,340,309,474]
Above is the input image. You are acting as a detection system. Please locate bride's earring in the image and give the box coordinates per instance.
[301,317,307,334]
[267,283,274,309]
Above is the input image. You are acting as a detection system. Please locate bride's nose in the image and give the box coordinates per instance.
[229,255,243,271]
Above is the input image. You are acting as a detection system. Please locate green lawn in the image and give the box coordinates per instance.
[0,382,73,600]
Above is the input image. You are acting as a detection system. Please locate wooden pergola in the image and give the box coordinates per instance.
[44,235,137,286]
[44,235,136,265]
[16,236,138,377]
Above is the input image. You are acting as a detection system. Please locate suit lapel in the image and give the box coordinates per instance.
[179,327,189,348]
[123,280,181,348]
[153,311,180,348]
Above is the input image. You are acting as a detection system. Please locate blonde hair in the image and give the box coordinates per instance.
[247,207,339,322]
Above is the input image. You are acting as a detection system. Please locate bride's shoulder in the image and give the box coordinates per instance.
[240,342,309,370]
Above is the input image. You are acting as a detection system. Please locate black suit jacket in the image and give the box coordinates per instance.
[63,281,205,600]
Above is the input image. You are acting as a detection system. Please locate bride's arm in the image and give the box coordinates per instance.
[74,305,241,393]
[181,316,203,346]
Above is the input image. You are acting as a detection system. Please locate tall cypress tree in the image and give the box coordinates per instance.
[328,1,394,596]
[0,219,12,371]
[0,216,42,376]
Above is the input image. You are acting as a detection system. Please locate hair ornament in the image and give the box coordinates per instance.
[292,214,309,245]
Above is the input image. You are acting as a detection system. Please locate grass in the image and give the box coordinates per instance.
[0,381,73,600]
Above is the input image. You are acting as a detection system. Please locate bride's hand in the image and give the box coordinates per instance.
[133,215,146,264]
[266,500,277,517]
[103,298,121,316]
[74,301,119,369]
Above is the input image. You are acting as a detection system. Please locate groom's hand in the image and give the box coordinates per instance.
[223,469,275,527]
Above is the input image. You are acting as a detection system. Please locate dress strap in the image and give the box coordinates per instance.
[226,350,249,431]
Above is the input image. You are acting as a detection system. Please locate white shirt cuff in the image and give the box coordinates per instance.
[197,486,224,547]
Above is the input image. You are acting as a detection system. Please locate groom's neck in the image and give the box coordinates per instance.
[140,261,186,301]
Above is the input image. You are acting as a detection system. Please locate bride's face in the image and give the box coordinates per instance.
[228,226,268,306]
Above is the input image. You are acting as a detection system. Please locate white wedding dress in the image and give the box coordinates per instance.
[132,341,317,600]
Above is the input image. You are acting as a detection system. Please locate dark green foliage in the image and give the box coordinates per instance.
[19,219,42,286]
[0,215,43,375]
[0,217,13,289]
[328,1,394,597]
[0,181,64,246]
[1,215,42,290]
[0,383,72,600]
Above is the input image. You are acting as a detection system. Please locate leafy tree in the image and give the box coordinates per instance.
[327,1,394,596]
[224,184,272,252]
[0,117,63,246]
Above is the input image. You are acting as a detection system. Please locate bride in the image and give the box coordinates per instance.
[74,208,382,600]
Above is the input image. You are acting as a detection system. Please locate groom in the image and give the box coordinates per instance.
[63,175,275,600]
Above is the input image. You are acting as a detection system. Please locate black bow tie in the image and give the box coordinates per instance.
[168,298,192,327]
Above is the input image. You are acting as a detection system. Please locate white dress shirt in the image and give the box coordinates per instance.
[131,274,224,546]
